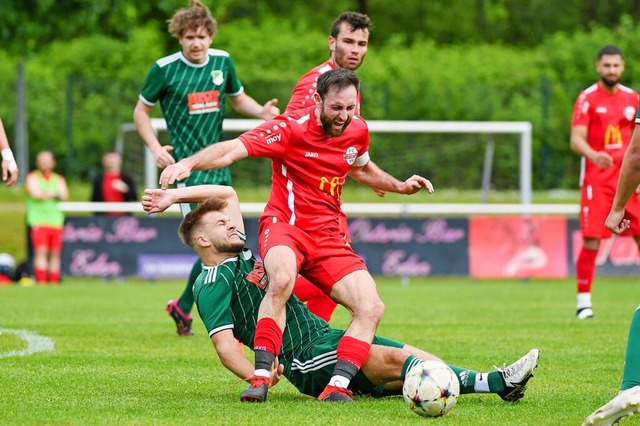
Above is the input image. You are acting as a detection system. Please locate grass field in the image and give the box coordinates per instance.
[1,276,639,425]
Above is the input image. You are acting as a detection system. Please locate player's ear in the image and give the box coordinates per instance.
[313,92,322,107]
[195,234,211,248]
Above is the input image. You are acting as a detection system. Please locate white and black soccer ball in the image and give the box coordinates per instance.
[402,360,460,417]
[0,253,16,279]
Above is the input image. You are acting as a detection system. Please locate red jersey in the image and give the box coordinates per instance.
[239,107,370,232]
[286,61,361,115]
[571,83,639,187]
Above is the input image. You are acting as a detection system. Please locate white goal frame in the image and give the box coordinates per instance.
[97,118,579,216]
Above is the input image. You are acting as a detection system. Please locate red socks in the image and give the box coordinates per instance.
[253,317,283,355]
[336,336,371,369]
[576,247,598,293]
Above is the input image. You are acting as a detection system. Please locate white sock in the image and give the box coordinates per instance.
[474,372,490,392]
[329,375,350,388]
[254,369,270,378]
[577,292,592,310]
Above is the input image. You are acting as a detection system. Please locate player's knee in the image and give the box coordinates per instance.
[266,271,296,297]
[354,296,385,324]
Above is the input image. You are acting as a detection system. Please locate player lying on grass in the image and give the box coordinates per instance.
[142,185,539,402]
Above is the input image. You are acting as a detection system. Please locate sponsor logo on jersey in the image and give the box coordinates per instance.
[305,152,318,158]
[343,147,358,165]
[188,90,220,114]
[265,133,282,145]
[596,106,607,113]
[211,70,224,85]
[604,125,623,148]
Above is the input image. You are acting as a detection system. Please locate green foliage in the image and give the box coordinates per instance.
[3,3,640,190]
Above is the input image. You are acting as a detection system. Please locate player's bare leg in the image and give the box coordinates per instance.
[240,245,297,402]
[319,270,384,402]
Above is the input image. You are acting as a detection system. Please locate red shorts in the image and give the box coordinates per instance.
[30,225,64,251]
[258,219,366,295]
[580,183,640,238]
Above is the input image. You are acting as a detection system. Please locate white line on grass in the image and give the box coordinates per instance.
[0,328,55,358]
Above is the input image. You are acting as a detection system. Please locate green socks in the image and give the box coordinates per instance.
[621,305,640,390]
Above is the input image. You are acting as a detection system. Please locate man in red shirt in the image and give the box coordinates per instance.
[91,151,138,216]
[570,44,640,320]
[160,68,433,403]
[287,12,374,322]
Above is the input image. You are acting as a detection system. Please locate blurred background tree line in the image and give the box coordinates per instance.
[2,0,640,191]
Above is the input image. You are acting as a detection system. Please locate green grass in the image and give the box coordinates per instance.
[1,276,638,425]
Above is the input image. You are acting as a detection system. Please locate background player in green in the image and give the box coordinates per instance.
[141,184,539,403]
[133,0,279,335]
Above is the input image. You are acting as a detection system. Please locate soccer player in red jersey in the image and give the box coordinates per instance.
[570,44,640,320]
[160,68,434,403]
[287,12,377,322]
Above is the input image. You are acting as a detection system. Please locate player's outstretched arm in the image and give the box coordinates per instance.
[142,185,245,233]
[159,139,249,189]
[349,161,434,195]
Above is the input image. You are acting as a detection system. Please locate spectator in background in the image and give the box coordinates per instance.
[25,150,68,285]
[569,44,640,319]
[91,151,137,216]
[133,0,279,336]
[0,117,18,186]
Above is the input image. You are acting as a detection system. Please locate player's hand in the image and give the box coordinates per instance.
[159,161,191,189]
[153,145,175,168]
[1,158,18,187]
[398,175,434,195]
[269,356,284,388]
[141,188,174,214]
[261,98,280,121]
[604,208,629,235]
[590,151,614,169]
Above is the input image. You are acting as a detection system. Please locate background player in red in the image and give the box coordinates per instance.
[570,44,640,320]
[287,12,376,322]
[159,69,434,403]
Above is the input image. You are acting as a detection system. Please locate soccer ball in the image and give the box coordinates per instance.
[402,360,460,417]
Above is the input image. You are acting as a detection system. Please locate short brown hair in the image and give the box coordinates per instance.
[330,12,373,38]
[178,197,228,249]
[168,0,217,39]
[316,68,360,101]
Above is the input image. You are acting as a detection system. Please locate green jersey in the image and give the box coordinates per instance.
[193,249,330,364]
[139,49,244,186]
[193,248,404,397]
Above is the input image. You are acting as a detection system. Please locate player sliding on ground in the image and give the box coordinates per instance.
[142,184,540,403]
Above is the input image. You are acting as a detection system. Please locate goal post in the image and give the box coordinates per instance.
[115,119,533,205]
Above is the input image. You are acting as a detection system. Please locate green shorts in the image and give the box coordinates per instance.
[283,329,404,398]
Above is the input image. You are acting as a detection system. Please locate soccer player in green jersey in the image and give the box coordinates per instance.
[133,0,279,336]
[141,184,539,403]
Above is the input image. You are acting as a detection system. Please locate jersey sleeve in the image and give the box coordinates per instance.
[224,56,244,97]
[238,115,292,159]
[139,63,166,106]
[193,272,235,337]
[571,91,590,127]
